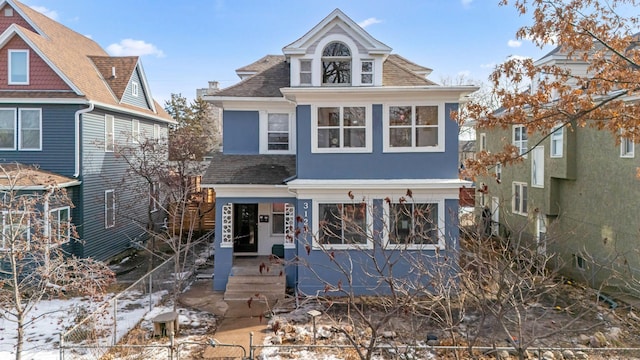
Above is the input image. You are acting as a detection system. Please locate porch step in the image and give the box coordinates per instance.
[230,261,285,276]
[224,274,286,302]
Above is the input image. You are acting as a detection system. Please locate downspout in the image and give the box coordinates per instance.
[74,102,94,178]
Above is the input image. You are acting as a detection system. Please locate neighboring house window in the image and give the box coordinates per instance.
[272,203,285,235]
[149,182,159,212]
[495,162,502,182]
[314,106,369,151]
[550,125,563,157]
[105,115,114,152]
[361,60,373,85]
[131,119,140,143]
[8,49,28,85]
[132,81,139,97]
[479,133,487,151]
[512,182,527,215]
[154,124,160,140]
[513,125,528,157]
[49,206,70,245]
[105,190,115,228]
[386,105,440,150]
[19,108,41,150]
[318,202,367,246]
[620,133,634,158]
[300,60,312,85]
[574,254,586,270]
[322,42,351,85]
[531,146,544,188]
[0,108,16,150]
[0,211,30,250]
[388,202,439,247]
[268,113,289,151]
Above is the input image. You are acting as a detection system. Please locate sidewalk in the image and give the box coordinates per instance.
[179,279,268,359]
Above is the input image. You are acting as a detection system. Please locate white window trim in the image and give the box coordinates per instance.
[8,49,29,85]
[18,108,42,151]
[0,108,17,150]
[299,59,312,86]
[513,125,528,158]
[312,199,373,250]
[383,198,445,250]
[550,125,563,158]
[479,133,487,151]
[382,102,445,153]
[531,146,544,188]
[360,59,374,86]
[131,119,140,144]
[495,162,502,182]
[132,81,139,97]
[48,206,71,247]
[0,211,31,251]
[259,110,296,154]
[311,104,372,153]
[311,34,365,86]
[512,182,527,216]
[620,135,634,158]
[105,114,114,152]
[105,190,115,228]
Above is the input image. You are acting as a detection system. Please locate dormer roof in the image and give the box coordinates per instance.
[282,8,392,56]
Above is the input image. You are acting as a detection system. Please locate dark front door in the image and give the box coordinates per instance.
[233,204,258,253]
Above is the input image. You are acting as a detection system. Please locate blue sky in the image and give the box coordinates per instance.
[23,0,553,105]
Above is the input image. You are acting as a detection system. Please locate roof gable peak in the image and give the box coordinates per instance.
[283,8,391,56]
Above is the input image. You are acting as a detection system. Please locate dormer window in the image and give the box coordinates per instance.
[361,60,373,85]
[300,60,312,85]
[322,42,351,85]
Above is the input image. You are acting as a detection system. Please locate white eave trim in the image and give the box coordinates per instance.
[280,86,479,103]
[286,179,471,190]
[92,101,176,124]
[201,184,293,198]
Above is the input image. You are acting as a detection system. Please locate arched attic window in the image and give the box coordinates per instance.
[322,42,351,85]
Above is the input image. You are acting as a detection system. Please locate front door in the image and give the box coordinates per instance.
[233,204,258,253]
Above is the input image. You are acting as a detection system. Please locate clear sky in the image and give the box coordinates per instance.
[22,0,553,105]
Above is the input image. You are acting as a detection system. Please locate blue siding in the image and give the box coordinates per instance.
[295,103,461,180]
[294,198,460,295]
[0,104,79,177]
[121,68,151,110]
[222,110,259,154]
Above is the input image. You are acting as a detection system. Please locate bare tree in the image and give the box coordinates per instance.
[0,164,113,360]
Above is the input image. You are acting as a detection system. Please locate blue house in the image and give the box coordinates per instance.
[0,0,174,261]
[202,9,476,294]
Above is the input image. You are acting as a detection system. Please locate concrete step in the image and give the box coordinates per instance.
[224,274,286,303]
[226,275,285,285]
[230,263,284,276]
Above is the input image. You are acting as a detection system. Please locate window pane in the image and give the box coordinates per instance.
[361,61,372,72]
[318,128,340,148]
[300,60,311,72]
[342,203,366,244]
[268,114,288,131]
[300,73,311,84]
[390,128,411,147]
[343,107,365,127]
[10,51,27,83]
[322,61,351,84]
[318,107,340,126]
[390,203,412,244]
[389,106,411,126]
[344,128,365,148]
[319,204,343,244]
[514,185,521,213]
[522,185,528,213]
[361,74,372,84]
[0,110,15,148]
[416,127,438,147]
[322,42,350,56]
[416,106,438,125]
[413,203,438,244]
[20,109,40,149]
[272,214,284,234]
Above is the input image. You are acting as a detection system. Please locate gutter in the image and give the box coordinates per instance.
[74,102,94,177]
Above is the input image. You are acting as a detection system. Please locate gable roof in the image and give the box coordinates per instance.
[283,8,391,56]
[202,154,296,185]
[0,0,171,122]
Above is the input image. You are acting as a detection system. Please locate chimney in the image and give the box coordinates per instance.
[111,66,116,78]
[208,81,219,91]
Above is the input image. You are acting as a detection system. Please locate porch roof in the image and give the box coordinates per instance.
[202,153,296,185]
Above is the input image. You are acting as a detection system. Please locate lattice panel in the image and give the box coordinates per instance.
[284,203,295,247]
[221,203,232,247]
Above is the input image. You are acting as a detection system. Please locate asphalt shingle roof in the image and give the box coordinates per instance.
[203,154,296,185]
[215,60,290,98]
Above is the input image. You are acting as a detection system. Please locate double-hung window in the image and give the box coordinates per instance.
[8,50,28,85]
[19,108,41,150]
[318,202,368,247]
[550,125,563,157]
[361,60,373,85]
[513,125,528,157]
[512,182,528,215]
[0,109,16,150]
[531,146,544,188]
[268,113,289,151]
[105,190,115,228]
[1,211,30,251]
[621,132,634,158]
[388,202,440,248]
[314,106,369,152]
[385,104,441,151]
[300,60,312,85]
[49,207,70,246]
[105,115,114,152]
